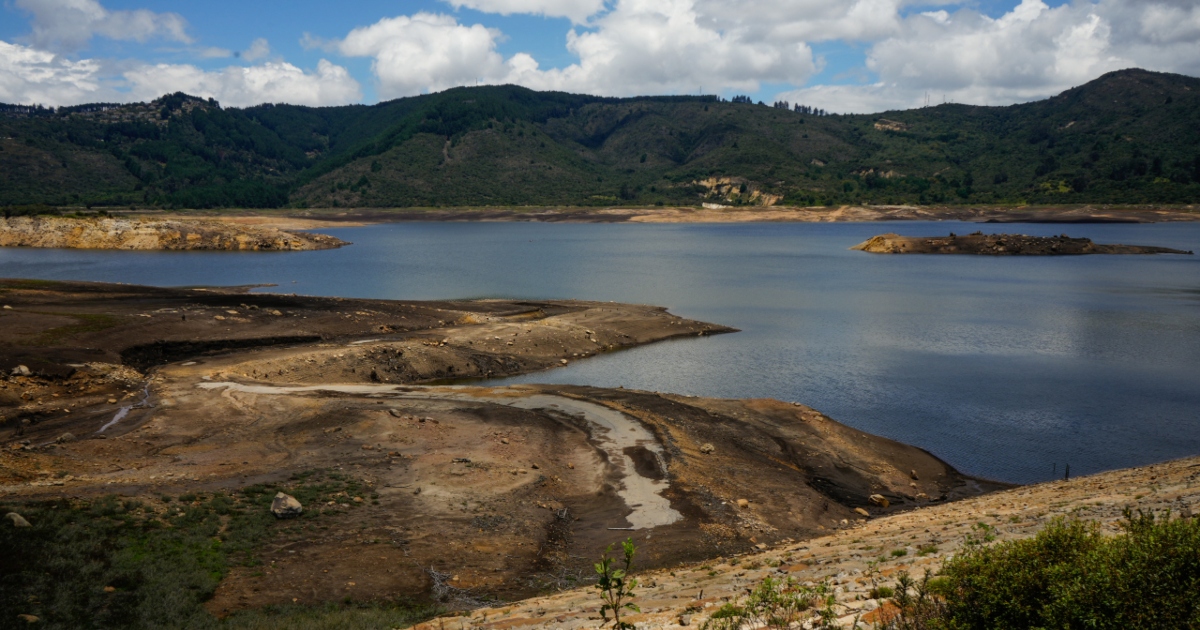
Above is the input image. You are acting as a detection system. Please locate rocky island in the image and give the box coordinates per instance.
[853,231,1194,255]
[0,216,347,251]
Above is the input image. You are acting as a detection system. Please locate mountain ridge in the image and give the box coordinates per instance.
[2,68,1198,209]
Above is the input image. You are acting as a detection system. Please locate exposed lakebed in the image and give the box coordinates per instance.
[3,220,1198,483]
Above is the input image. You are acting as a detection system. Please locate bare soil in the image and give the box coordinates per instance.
[0,280,998,615]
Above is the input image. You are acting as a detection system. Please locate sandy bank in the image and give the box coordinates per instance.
[0,216,347,251]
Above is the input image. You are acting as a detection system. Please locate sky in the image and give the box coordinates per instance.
[1,0,1199,114]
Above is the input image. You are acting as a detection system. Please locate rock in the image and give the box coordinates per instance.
[388,409,403,418]
[678,614,693,626]
[55,432,74,444]
[531,463,540,470]
[736,499,750,509]
[107,398,117,404]
[103,586,116,593]
[352,497,363,503]
[559,359,569,365]
[17,614,39,623]
[755,543,768,550]
[271,492,303,519]
[6,513,31,527]
[500,438,509,444]
[699,443,716,454]
[2,305,12,310]
[270,310,283,316]
[869,494,890,508]
[11,365,31,377]
[910,469,919,480]
[854,507,870,517]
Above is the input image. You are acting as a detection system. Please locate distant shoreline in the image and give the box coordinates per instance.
[118,204,1200,227]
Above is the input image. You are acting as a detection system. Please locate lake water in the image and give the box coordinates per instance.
[3,220,1198,484]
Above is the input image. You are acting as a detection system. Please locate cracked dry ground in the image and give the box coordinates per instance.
[3,279,999,615]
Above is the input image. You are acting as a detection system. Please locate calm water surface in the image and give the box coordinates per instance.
[3,221,1198,484]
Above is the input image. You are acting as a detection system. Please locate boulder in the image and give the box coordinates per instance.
[11,365,31,377]
[5,512,31,527]
[699,443,716,454]
[869,494,890,508]
[271,492,303,519]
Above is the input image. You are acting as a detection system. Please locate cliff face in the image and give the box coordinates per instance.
[0,216,346,251]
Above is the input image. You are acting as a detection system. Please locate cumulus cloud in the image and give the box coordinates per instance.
[775,0,1200,113]
[338,2,819,98]
[123,59,361,107]
[443,0,605,23]
[14,0,190,52]
[0,39,105,105]
[0,39,360,107]
[241,38,271,62]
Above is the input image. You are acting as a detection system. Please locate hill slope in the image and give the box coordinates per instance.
[2,69,1199,209]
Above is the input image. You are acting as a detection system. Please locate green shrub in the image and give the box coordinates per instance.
[880,510,1200,629]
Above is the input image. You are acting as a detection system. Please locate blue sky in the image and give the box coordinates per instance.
[1,0,1197,113]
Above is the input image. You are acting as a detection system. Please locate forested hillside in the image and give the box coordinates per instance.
[2,68,1198,209]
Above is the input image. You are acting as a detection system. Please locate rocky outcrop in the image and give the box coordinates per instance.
[0,216,346,251]
[853,232,1193,255]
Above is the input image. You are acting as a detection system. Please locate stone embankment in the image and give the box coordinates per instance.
[852,232,1193,256]
[414,455,1200,630]
[0,216,346,251]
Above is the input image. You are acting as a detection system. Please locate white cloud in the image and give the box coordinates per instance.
[338,2,819,98]
[241,38,271,62]
[0,39,104,105]
[14,0,190,52]
[338,12,515,100]
[775,0,1200,113]
[443,0,605,23]
[125,59,361,107]
[0,39,361,107]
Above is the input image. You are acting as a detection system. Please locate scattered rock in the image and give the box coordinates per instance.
[388,409,403,418]
[531,463,540,470]
[17,614,38,623]
[55,432,74,444]
[11,365,31,377]
[2,305,12,310]
[270,310,283,316]
[854,507,870,517]
[103,586,116,593]
[560,359,569,365]
[910,469,919,481]
[500,438,509,444]
[869,494,890,508]
[352,497,363,503]
[678,614,692,626]
[6,513,31,527]
[270,492,303,519]
[107,398,117,404]
[736,499,750,508]
[699,443,716,454]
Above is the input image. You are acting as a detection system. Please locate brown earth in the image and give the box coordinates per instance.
[852,232,1194,255]
[0,280,998,615]
[416,454,1200,630]
[0,216,346,251]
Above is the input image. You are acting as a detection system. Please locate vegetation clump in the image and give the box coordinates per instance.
[880,510,1200,629]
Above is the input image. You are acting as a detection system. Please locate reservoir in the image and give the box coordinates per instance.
[2,220,1197,484]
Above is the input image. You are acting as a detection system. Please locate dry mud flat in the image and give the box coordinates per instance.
[0,279,997,614]
[0,216,346,251]
[853,232,1194,256]
[429,455,1200,630]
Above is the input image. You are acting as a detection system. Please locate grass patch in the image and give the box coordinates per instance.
[0,470,412,629]
[32,312,123,345]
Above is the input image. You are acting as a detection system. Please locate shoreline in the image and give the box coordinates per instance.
[2,278,999,612]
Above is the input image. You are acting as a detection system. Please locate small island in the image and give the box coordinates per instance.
[852,232,1194,256]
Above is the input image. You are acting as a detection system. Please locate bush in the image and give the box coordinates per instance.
[880,510,1200,629]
